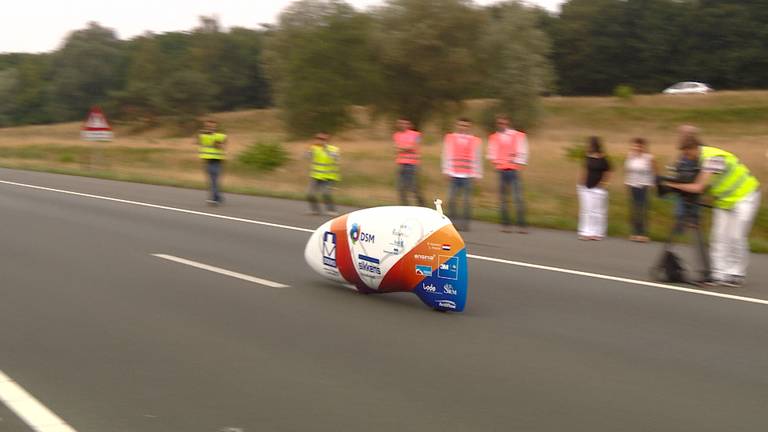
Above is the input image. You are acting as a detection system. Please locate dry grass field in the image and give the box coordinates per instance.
[1,91,767,250]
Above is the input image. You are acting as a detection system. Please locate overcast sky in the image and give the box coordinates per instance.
[1,0,564,54]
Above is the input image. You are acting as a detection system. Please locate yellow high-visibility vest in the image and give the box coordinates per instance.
[199,132,227,160]
[701,146,759,209]
[311,144,340,181]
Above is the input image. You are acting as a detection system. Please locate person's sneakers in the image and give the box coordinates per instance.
[501,226,514,233]
[720,276,744,288]
[692,278,719,288]
[206,199,219,207]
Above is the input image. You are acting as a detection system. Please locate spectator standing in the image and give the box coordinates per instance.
[665,135,761,287]
[196,119,227,206]
[578,137,612,240]
[487,115,529,233]
[624,138,657,242]
[393,118,426,206]
[307,132,340,216]
[442,118,482,231]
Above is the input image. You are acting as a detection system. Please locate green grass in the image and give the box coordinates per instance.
[0,144,177,166]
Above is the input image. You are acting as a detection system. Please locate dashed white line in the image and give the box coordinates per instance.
[2,178,767,307]
[153,254,290,288]
[0,370,77,432]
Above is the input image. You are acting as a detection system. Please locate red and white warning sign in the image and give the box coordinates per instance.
[81,106,114,141]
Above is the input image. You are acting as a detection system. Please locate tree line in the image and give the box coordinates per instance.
[0,0,766,135]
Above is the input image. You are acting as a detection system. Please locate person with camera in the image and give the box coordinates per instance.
[665,136,761,287]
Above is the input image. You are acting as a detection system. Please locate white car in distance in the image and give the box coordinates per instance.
[662,82,713,95]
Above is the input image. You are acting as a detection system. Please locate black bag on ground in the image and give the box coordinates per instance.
[652,250,687,283]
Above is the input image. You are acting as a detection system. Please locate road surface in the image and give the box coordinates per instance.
[1,168,766,432]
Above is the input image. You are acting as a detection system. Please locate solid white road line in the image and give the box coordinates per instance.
[0,370,77,432]
[467,254,768,306]
[153,254,290,288]
[2,178,766,307]
[0,180,314,233]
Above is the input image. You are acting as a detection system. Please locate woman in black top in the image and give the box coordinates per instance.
[578,137,611,240]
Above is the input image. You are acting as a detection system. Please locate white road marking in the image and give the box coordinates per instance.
[0,370,77,432]
[0,180,313,233]
[2,178,767,306]
[153,254,289,288]
[467,254,768,306]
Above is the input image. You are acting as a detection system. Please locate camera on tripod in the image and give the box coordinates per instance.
[656,158,700,199]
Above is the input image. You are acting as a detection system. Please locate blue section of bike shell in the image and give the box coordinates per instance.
[412,249,467,312]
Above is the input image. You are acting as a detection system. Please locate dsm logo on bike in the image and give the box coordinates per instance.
[349,223,375,244]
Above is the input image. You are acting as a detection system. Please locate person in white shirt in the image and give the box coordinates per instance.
[624,137,657,242]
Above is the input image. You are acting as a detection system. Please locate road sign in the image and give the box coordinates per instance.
[81,106,114,141]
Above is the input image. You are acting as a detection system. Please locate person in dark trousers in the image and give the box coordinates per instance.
[442,118,483,231]
[487,114,529,233]
[196,119,227,205]
[578,136,612,240]
[307,132,340,216]
[624,137,657,242]
[393,117,426,206]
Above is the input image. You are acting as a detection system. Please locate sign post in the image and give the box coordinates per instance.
[81,106,113,142]
[80,106,113,170]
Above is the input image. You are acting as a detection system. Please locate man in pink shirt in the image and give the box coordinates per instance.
[442,117,483,231]
[393,117,426,206]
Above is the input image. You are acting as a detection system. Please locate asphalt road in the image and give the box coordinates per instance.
[1,168,767,432]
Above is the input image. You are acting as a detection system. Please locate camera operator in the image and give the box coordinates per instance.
[664,135,761,287]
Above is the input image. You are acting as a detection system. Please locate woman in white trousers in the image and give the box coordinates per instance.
[578,137,612,240]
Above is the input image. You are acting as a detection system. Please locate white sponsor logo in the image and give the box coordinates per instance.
[423,283,437,293]
[443,284,457,295]
[414,254,436,261]
[437,300,457,309]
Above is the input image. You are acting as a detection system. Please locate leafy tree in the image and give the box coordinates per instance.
[157,70,216,127]
[48,22,126,121]
[372,0,486,127]
[0,68,18,125]
[6,54,54,124]
[187,22,271,111]
[479,1,554,130]
[265,0,381,136]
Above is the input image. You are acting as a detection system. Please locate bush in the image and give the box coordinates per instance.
[614,85,635,101]
[237,141,289,172]
[563,141,586,162]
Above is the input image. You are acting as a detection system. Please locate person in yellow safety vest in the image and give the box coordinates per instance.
[665,134,761,288]
[197,119,227,206]
[487,114,529,234]
[394,117,426,206]
[307,132,340,216]
[442,117,483,231]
